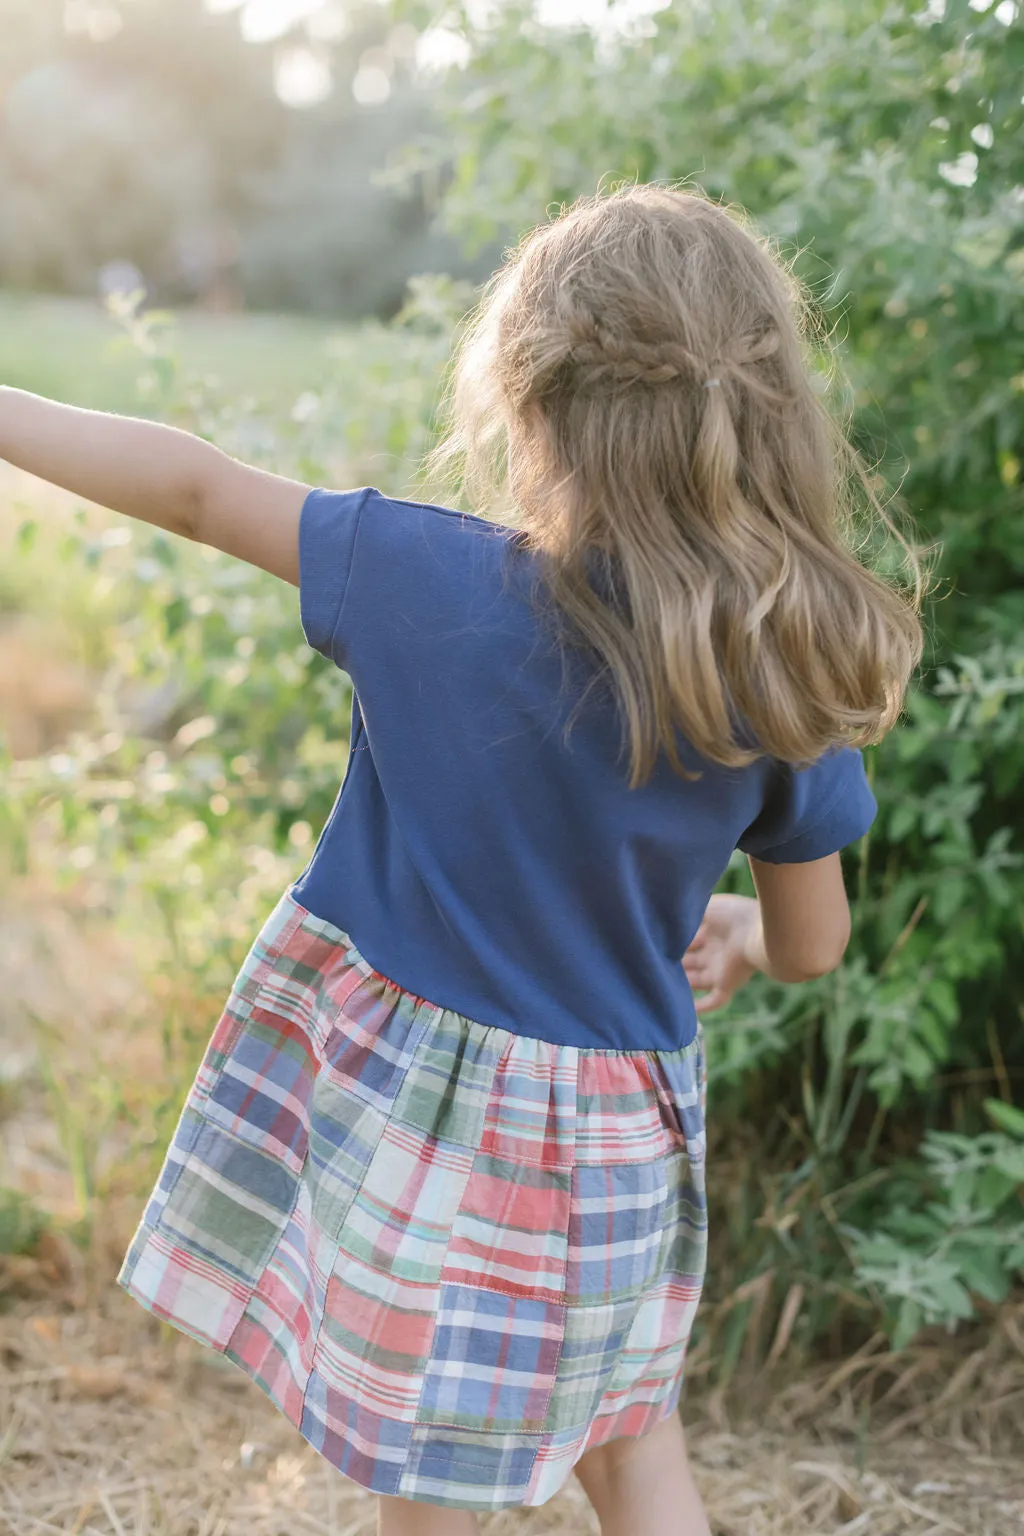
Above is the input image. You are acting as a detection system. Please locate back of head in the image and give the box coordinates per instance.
[427,184,925,784]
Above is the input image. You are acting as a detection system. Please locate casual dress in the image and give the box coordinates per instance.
[119,487,877,1510]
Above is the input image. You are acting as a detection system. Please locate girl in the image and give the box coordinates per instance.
[1,185,922,1536]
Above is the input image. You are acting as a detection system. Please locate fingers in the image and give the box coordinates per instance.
[681,959,710,990]
[684,956,730,1012]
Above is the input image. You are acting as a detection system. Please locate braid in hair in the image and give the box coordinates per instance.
[562,317,781,394]
[563,316,709,390]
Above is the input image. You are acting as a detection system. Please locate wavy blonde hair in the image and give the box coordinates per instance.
[423,184,925,785]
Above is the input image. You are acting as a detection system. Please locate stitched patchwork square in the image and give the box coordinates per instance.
[208,893,304,1019]
[651,1041,707,1163]
[575,1051,676,1164]
[320,981,433,1114]
[312,1250,440,1421]
[203,1007,315,1173]
[399,1423,539,1508]
[266,1176,329,1323]
[118,1226,250,1351]
[305,1071,390,1253]
[442,1153,570,1300]
[603,1275,703,1406]
[225,1182,321,1422]
[301,1370,412,1498]
[567,1160,671,1305]
[659,1150,710,1277]
[390,1012,504,1147]
[543,1298,635,1431]
[157,1120,300,1286]
[208,900,335,1072]
[418,1283,564,1432]
[339,1120,475,1283]
[582,1393,676,1455]
[525,1424,591,1506]
[138,1103,206,1230]
[477,1036,576,1169]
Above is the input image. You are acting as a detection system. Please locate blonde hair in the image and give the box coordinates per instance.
[423,184,925,785]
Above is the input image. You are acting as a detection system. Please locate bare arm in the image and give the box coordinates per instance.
[747,853,852,981]
[0,387,309,583]
[683,853,852,1012]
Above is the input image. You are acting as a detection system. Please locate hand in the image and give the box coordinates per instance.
[682,893,765,1013]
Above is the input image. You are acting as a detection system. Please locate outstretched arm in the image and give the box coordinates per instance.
[0,387,309,584]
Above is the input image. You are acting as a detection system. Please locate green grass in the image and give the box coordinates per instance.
[0,292,350,416]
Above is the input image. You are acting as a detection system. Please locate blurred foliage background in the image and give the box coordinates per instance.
[0,0,495,314]
[1,0,1023,1391]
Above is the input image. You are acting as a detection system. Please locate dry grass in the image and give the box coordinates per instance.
[2,1269,1023,1536]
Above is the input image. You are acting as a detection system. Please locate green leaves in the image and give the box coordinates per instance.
[849,1127,1024,1345]
[416,0,1024,1359]
[985,1099,1024,1139]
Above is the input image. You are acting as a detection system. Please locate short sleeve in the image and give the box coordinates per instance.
[738,747,877,864]
[298,487,370,665]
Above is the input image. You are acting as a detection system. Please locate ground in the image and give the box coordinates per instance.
[2,1275,1023,1535]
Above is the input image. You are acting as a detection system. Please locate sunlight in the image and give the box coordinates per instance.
[206,0,675,47]
[535,0,670,27]
[239,0,325,44]
[274,44,332,105]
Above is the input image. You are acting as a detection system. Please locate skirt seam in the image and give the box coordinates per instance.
[300,1001,451,1435]
[284,888,703,1059]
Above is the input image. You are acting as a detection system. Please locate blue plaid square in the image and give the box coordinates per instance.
[567,1160,671,1304]
[204,1011,313,1173]
[301,1368,412,1497]
[399,1423,539,1507]
[418,1283,564,1432]
[321,986,432,1114]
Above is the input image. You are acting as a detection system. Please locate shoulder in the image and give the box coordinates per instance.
[299,486,534,670]
[359,489,517,547]
[351,491,528,600]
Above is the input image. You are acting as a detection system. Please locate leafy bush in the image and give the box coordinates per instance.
[850,1103,1024,1348]
[2,292,455,1189]
[394,0,1024,1355]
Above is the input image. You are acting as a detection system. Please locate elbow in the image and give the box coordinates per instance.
[777,954,844,985]
[177,482,203,542]
[772,918,852,985]
[178,434,228,543]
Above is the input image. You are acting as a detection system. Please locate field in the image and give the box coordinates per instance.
[1,296,1022,1534]
[0,293,346,416]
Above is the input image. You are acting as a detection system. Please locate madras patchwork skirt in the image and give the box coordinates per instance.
[119,891,707,1511]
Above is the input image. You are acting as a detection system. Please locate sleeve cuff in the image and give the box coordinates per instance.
[298,487,367,662]
[751,773,878,863]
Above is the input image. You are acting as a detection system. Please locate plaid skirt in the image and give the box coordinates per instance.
[118,891,708,1511]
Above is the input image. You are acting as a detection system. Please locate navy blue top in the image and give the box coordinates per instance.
[292,488,877,1052]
